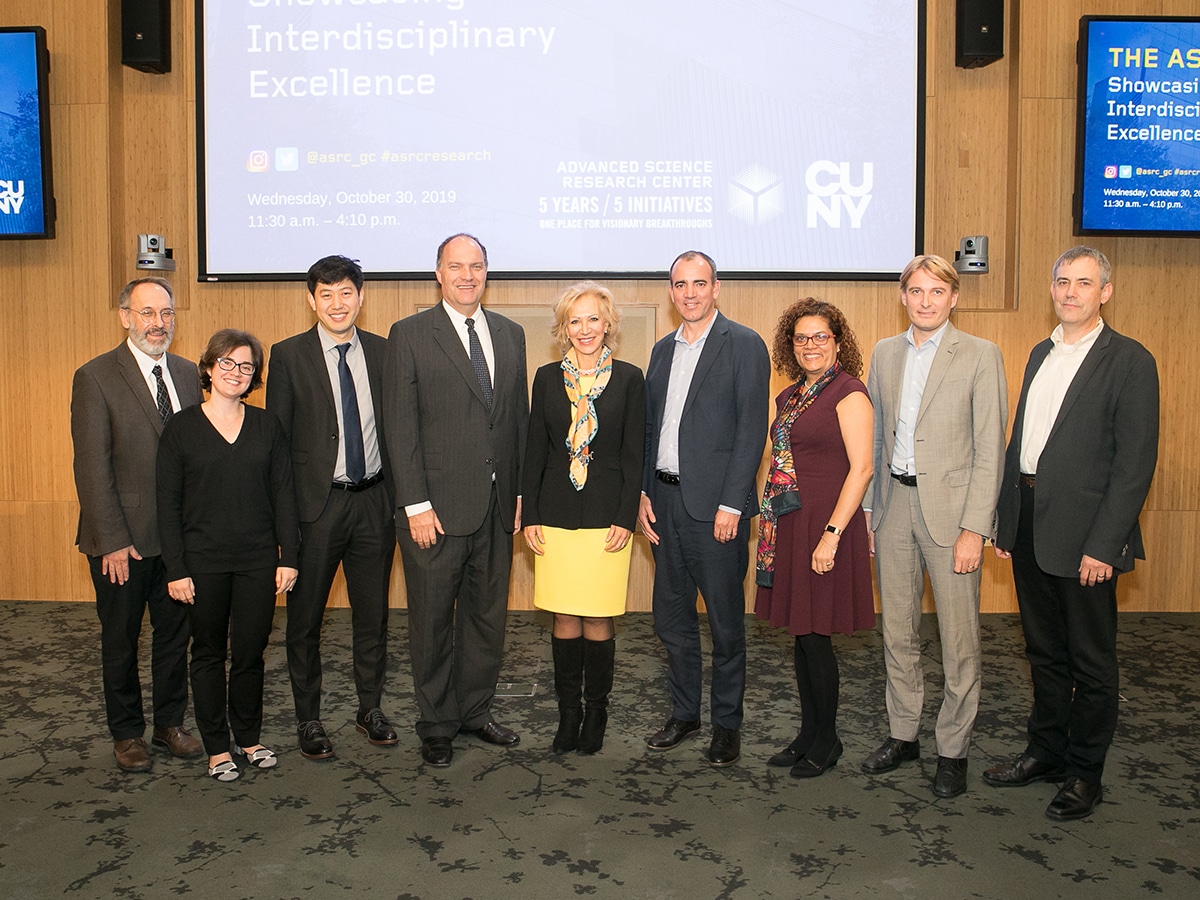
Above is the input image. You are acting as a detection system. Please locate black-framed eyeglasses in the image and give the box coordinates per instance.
[792,332,833,347]
[216,357,256,376]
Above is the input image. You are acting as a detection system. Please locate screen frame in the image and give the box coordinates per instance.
[0,25,56,241]
[1073,14,1200,239]
[194,1,926,282]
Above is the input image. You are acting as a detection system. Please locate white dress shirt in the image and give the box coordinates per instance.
[126,338,182,413]
[317,326,382,483]
[890,321,949,476]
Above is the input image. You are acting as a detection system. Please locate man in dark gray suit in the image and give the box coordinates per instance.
[267,256,397,761]
[384,234,529,768]
[987,247,1159,821]
[71,277,204,772]
[638,251,770,767]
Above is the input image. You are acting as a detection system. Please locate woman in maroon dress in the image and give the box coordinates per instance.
[754,299,874,777]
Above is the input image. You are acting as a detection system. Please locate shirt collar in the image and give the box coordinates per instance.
[441,299,484,329]
[317,325,358,355]
[673,312,718,346]
[125,337,168,374]
[1050,317,1105,353]
[904,320,949,351]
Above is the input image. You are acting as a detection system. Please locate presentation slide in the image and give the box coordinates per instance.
[1077,17,1200,236]
[197,0,921,279]
[0,29,50,239]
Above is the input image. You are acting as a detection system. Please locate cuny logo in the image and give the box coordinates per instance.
[0,180,25,215]
[247,150,270,172]
[805,161,872,228]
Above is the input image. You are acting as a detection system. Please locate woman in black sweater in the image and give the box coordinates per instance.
[157,329,299,782]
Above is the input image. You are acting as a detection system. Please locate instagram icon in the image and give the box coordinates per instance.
[247,150,270,172]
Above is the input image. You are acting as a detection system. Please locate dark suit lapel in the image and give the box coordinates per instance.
[915,325,958,427]
[165,353,201,407]
[361,332,387,422]
[682,313,727,420]
[117,343,168,435]
[1012,340,1053,454]
[430,304,488,409]
[483,308,515,412]
[300,326,338,414]
[1046,326,1113,445]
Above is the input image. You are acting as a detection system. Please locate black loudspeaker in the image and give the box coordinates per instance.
[122,0,171,74]
[956,0,1004,69]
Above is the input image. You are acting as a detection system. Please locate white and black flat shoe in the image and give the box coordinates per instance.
[234,746,278,769]
[207,759,239,782]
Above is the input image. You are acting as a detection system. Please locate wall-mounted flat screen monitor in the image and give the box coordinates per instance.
[196,0,924,281]
[0,26,55,240]
[1075,16,1200,237]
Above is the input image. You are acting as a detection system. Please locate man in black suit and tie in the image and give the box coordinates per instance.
[71,277,204,772]
[638,251,770,767]
[384,233,529,768]
[267,256,398,760]
[986,247,1159,820]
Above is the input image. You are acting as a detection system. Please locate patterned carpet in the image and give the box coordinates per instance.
[0,601,1197,899]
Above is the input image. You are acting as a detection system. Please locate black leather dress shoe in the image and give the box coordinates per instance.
[646,717,702,751]
[933,756,968,798]
[420,736,454,767]
[356,708,400,746]
[768,733,809,768]
[790,739,843,779]
[707,726,741,768]
[860,737,920,774]
[469,721,520,746]
[1045,777,1103,820]
[297,720,335,760]
[982,752,1065,787]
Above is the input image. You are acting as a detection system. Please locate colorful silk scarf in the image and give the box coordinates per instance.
[755,363,841,587]
[562,345,613,491]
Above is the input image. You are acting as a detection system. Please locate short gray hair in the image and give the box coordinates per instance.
[1052,246,1112,286]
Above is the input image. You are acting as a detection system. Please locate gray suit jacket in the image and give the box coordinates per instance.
[384,304,528,536]
[641,312,770,520]
[71,342,203,558]
[995,324,1159,576]
[266,325,394,523]
[868,322,1007,547]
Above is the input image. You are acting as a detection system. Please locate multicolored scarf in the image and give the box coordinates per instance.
[562,345,613,490]
[755,363,841,587]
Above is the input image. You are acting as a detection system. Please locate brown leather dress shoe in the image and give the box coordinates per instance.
[982,752,1065,787]
[114,737,153,772]
[860,737,920,774]
[469,721,520,746]
[152,726,204,759]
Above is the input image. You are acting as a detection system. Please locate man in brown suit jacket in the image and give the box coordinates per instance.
[71,277,204,772]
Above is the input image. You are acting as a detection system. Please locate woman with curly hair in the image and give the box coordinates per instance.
[754,299,875,777]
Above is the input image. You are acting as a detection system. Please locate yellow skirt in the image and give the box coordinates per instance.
[532,526,632,617]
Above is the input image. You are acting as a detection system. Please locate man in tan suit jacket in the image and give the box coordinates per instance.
[861,255,1007,799]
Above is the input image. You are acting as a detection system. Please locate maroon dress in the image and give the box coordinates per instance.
[754,371,876,636]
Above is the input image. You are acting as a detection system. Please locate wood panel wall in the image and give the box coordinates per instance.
[2,0,1197,613]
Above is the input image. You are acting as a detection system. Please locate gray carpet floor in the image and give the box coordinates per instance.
[0,601,1197,899]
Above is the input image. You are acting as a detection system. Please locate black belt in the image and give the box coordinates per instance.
[1019,473,1036,489]
[890,471,917,487]
[656,470,681,485]
[332,472,384,493]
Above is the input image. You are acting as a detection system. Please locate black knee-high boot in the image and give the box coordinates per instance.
[552,636,584,752]
[577,638,614,754]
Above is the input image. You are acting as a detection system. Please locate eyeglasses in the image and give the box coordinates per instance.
[128,307,176,323]
[792,332,833,347]
[216,357,256,376]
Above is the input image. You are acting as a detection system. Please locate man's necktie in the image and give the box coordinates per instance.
[336,344,366,483]
[465,317,494,410]
[151,364,172,424]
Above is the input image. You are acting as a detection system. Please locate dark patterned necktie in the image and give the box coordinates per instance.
[336,344,366,483]
[151,364,172,423]
[465,317,494,410]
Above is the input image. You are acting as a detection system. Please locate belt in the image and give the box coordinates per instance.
[656,470,681,485]
[1019,473,1036,489]
[890,471,917,487]
[331,472,384,493]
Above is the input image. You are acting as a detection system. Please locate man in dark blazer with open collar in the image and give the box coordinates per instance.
[71,276,204,772]
[267,255,397,761]
[986,246,1159,821]
[384,233,529,768]
[638,250,770,768]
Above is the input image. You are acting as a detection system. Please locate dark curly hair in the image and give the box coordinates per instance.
[198,328,264,398]
[771,298,863,381]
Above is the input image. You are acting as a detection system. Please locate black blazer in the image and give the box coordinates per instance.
[385,304,528,536]
[642,312,771,521]
[995,324,1159,577]
[522,358,646,531]
[266,326,394,523]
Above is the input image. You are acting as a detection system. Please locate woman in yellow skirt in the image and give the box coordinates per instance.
[522,282,645,753]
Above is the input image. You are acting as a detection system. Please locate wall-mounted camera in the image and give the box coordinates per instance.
[953,235,988,275]
[136,233,176,271]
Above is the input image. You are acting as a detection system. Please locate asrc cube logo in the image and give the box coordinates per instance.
[806,161,872,228]
[1103,165,1118,179]
[275,147,299,172]
[247,150,270,172]
[728,166,784,226]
